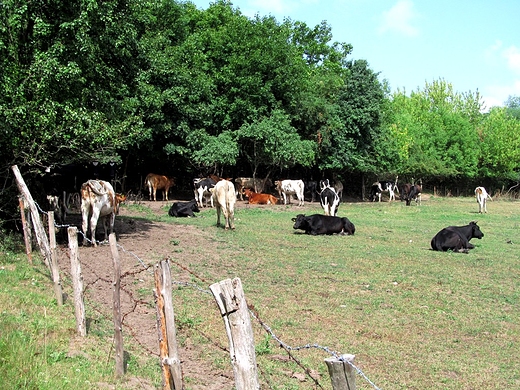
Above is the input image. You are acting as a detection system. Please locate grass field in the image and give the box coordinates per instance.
[1,194,519,389]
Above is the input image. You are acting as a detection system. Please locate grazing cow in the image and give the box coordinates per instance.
[81,180,126,246]
[292,214,355,236]
[400,183,422,206]
[168,200,200,217]
[475,186,491,213]
[431,221,484,253]
[304,180,318,202]
[243,188,278,205]
[212,180,237,230]
[320,184,340,216]
[193,177,217,208]
[145,173,175,201]
[276,179,305,206]
[234,177,273,200]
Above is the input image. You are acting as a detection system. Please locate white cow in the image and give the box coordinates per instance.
[475,186,491,213]
[81,180,125,246]
[212,180,237,230]
[275,179,305,206]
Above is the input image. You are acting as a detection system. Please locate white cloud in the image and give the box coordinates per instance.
[378,0,419,37]
[482,80,520,110]
[502,45,520,74]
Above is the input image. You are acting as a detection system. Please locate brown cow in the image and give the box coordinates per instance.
[243,188,278,205]
[234,177,273,200]
[145,173,175,201]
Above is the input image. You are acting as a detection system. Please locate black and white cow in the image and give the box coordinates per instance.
[168,200,200,217]
[304,180,319,202]
[430,221,484,253]
[400,183,422,206]
[292,214,355,236]
[319,182,340,216]
[193,177,217,208]
[370,180,398,202]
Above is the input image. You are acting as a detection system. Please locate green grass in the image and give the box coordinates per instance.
[1,196,519,389]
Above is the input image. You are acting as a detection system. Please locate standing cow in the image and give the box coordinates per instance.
[475,186,491,213]
[319,182,340,216]
[81,180,126,246]
[212,180,237,230]
[145,173,175,201]
[275,179,305,206]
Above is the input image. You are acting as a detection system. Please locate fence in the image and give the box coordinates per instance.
[12,165,381,389]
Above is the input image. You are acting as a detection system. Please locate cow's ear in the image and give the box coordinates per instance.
[291,218,296,222]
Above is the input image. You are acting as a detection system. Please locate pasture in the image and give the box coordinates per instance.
[1,194,519,389]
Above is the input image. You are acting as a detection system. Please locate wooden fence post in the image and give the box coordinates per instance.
[210,278,259,390]
[109,233,125,378]
[47,211,63,305]
[68,226,86,336]
[18,197,33,264]
[12,165,53,268]
[154,260,183,390]
[325,354,356,390]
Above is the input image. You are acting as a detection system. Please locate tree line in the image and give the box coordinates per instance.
[1,0,519,225]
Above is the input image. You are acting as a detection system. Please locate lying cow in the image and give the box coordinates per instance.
[168,200,200,217]
[235,177,273,200]
[475,186,491,213]
[212,179,236,230]
[292,214,355,236]
[430,221,484,253]
[320,183,340,216]
[275,179,305,206]
[145,173,175,201]
[243,188,278,205]
[81,180,126,246]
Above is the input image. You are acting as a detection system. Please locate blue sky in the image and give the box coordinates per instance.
[188,0,520,110]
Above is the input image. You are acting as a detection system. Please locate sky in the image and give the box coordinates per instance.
[188,0,520,110]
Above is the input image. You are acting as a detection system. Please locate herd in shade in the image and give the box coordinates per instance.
[73,173,492,254]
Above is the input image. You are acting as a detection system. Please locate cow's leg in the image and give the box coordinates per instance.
[89,209,101,247]
[216,205,222,227]
[81,206,90,246]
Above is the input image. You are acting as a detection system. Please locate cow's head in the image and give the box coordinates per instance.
[292,214,308,230]
[469,221,484,240]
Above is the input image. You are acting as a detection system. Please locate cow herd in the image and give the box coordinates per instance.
[65,173,491,253]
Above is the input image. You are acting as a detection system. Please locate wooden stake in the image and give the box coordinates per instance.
[325,354,356,390]
[68,226,86,336]
[109,233,125,378]
[210,278,259,390]
[48,211,63,305]
[18,197,32,264]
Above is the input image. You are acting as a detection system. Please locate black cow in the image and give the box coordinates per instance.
[430,221,484,253]
[304,180,318,202]
[292,214,355,236]
[168,200,200,217]
[401,183,422,206]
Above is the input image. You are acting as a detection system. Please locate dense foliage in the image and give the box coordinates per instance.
[1,0,519,224]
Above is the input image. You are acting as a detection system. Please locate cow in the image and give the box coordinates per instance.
[145,173,175,201]
[431,221,484,253]
[234,177,273,201]
[242,188,278,205]
[401,183,422,206]
[276,179,305,206]
[168,200,200,217]
[334,180,344,200]
[212,179,237,230]
[304,180,318,202]
[193,177,217,208]
[46,193,67,224]
[370,180,398,202]
[81,180,126,246]
[320,184,340,216]
[475,186,491,213]
[292,214,355,236]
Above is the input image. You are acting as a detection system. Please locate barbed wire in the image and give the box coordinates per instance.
[31,201,382,389]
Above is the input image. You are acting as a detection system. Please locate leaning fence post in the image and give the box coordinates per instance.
[325,354,356,390]
[109,233,125,378]
[210,278,259,390]
[154,260,183,389]
[68,226,86,336]
[12,165,52,268]
[18,197,33,264]
[48,211,63,305]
